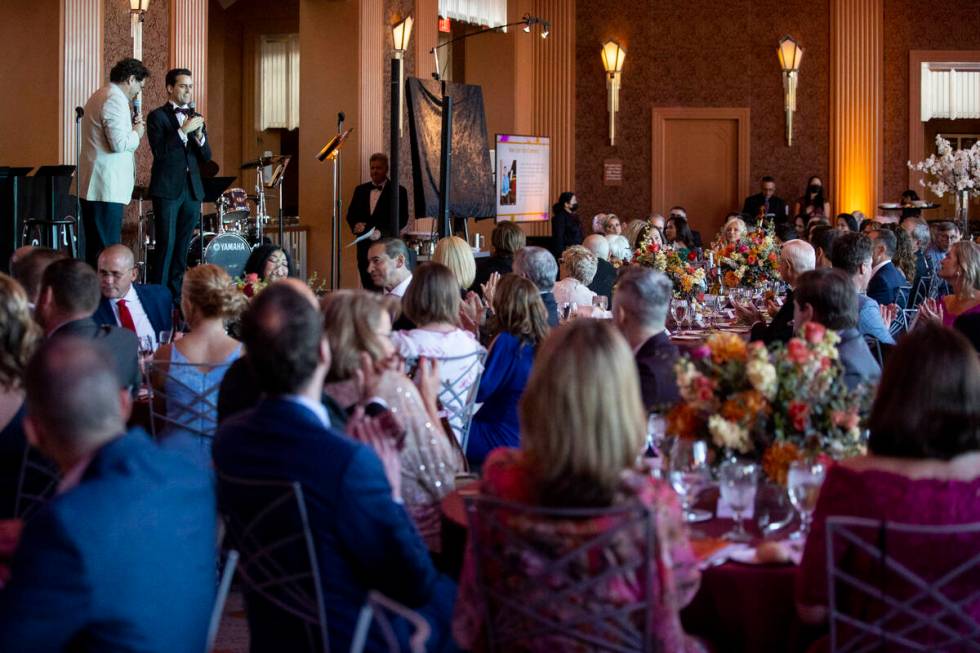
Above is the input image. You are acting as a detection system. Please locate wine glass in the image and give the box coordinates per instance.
[137,335,155,374]
[719,459,759,542]
[671,299,689,331]
[756,483,794,538]
[158,330,173,346]
[668,439,712,523]
[787,460,827,541]
[592,295,608,312]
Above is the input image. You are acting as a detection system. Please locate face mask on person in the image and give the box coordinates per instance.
[568,202,579,212]
[808,184,822,195]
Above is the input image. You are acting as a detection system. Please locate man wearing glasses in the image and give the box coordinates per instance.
[92,244,173,350]
[78,58,149,268]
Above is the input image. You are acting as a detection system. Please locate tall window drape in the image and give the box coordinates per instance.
[258,34,300,130]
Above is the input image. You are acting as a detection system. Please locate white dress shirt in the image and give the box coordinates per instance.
[387,273,413,298]
[170,101,206,147]
[369,180,386,215]
[110,285,156,348]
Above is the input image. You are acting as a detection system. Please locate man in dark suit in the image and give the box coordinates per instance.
[92,244,173,347]
[741,176,789,227]
[213,284,456,653]
[471,220,526,294]
[736,239,816,345]
[794,268,880,390]
[613,267,680,411]
[0,337,216,652]
[583,234,617,301]
[346,153,409,290]
[867,228,907,307]
[514,246,559,327]
[34,258,141,392]
[147,68,212,299]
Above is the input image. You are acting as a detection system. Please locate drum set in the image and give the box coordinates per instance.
[135,155,293,281]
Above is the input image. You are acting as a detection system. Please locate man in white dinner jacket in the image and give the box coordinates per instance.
[78,58,149,267]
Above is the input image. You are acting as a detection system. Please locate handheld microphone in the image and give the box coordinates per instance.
[188,101,204,138]
[75,106,84,120]
[133,96,141,119]
[338,112,345,129]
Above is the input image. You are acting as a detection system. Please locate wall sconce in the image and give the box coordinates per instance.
[130,0,150,59]
[777,35,804,147]
[392,15,413,137]
[601,40,626,147]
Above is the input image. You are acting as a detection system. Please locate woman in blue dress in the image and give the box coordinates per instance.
[466,274,550,468]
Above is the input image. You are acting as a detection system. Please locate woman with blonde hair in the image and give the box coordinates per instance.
[152,264,247,464]
[466,275,548,467]
[432,235,476,294]
[452,319,703,650]
[722,215,748,244]
[553,245,598,308]
[920,240,980,326]
[321,290,464,551]
[0,273,42,517]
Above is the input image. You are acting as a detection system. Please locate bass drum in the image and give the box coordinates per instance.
[187,232,252,278]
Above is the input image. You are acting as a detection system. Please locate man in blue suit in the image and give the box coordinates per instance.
[866,228,908,308]
[213,283,457,653]
[92,244,173,348]
[831,232,895,345]
[0,337,217,652]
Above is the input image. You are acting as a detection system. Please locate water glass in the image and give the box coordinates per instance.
[158,330,173,346]
[137,335,155,374]
[719,459,759,542]
[755,483,794,538]
[668,438,712,523]
[592,295,609,312]
[787,460,827,541]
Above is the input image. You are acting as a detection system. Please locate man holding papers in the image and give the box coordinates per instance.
[346,152,409,290]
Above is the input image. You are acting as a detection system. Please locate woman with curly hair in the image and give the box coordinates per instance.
[892,226,917,287]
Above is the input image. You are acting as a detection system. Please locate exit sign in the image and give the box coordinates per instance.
[438,16,452,32]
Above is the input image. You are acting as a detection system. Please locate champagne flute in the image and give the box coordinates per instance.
[668,439,712,523]
[719,459,759,542]
[787,460,827,541]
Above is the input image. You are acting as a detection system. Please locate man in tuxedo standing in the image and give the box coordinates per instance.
[346,153,409,290]
[78,58,149,267]
[92,244,173,348]
[147,68,212,300]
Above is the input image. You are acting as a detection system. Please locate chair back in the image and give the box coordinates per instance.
[217,473,329,653]
[144,359,235,443]
[464,494,659,652]
[14,445,61,521]
[404,349,487,450]
[826,516,980,653]
[349,590,431,653]
[208,548,239,652]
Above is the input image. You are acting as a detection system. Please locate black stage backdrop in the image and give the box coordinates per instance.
[405,78,495,220]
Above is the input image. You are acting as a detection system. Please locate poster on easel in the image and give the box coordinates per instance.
[494,134,550,222]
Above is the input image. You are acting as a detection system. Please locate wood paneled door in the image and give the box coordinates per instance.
[651,108,750,244]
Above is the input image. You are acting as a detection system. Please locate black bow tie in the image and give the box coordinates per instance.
[372,184,384,191]
[174,106,193,116]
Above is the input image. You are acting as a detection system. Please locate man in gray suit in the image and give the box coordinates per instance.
[78,58,149,267]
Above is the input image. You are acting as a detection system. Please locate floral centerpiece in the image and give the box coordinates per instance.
[666,323,870,483]
[908,135,980,234]
[633,233,707,302]
[709,226,781,290]
[236,273,267,298]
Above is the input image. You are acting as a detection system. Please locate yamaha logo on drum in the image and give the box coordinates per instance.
[212,241,250,252]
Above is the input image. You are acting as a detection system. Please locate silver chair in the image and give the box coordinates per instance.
[208,548,239,652]
[825,515,980,652]
[405,349,487,452]
[464,494,659,652]
[349,591,431,653]
[13,445,61,521]
[144,359,235,444]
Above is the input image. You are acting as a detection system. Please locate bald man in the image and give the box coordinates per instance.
[91,244,173,348]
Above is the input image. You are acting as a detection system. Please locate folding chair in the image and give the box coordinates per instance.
[13,445,61,521]
[350,591,431,653]
[144,359,235,448]
[825,516,980,652]
[208,548,239,652]
[465,494,659,652]
[405,349,487,451]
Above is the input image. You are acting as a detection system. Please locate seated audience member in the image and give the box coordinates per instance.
[859,217,880,234]
[891,226,917,287]
[742,175,789,226]
[92,244,173,348]
[452,319,702,651]
[321,290,463,551]
[866,229,907,307]
[367,237,413,297]
[592,213,622,236]
[433,236,476,295]
[553,245,598,308]
[0,274,41,519]
[467,275,548,468]
[796,323,980,632]
[582,234,616,300]
[775,222,798,244]
[835,213,858,232]
[923,221,961,298]
[793,268,881,389]
[794,215,808,239]
[9,247,65,308]
[638,224,666,250]
[243,244,292,282]
[471,221,525,292]
[7,246,34,273]
[34,259,140,391]
[665,214,698,252]
[830,232,895,345]
[722,214,748,244]
[623,219,649,250]
[613,267,680,411]
[919,240,980,327]
[0,338,216,651]
[648,213,667,230]
[737,239,816,345]
[901,218,933,305]
[513,246,560,327]
[807,218,831,244]
[213,283,457,653]
[392,263,485,444]
[809,225,839,268]
[606,234,633,264]
[151,264,246,466]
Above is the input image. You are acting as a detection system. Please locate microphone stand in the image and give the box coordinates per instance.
[75,107,83,260]
[333,113,344,290]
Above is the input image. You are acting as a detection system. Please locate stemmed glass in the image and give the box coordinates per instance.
[787,460,827,541]
[668,438,712,523]
[158,330,173,346]
[592,295,608,313]
[671,299,689,331]
[718,459,759,542]
[137,335,155,374]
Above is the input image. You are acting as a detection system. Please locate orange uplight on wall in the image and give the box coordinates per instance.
[777,35,803,147]
[601,40,626,147]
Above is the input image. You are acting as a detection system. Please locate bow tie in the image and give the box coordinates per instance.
[174,106,193,116]
[372,184,385,191]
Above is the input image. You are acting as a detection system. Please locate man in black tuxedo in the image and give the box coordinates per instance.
[147,68,212,300]
[34,258,141,393]
[346,153,409,290]
[91,245,173,347]
[742,176,789,227]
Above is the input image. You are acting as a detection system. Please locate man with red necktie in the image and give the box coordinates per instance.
[91,244,173,348]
